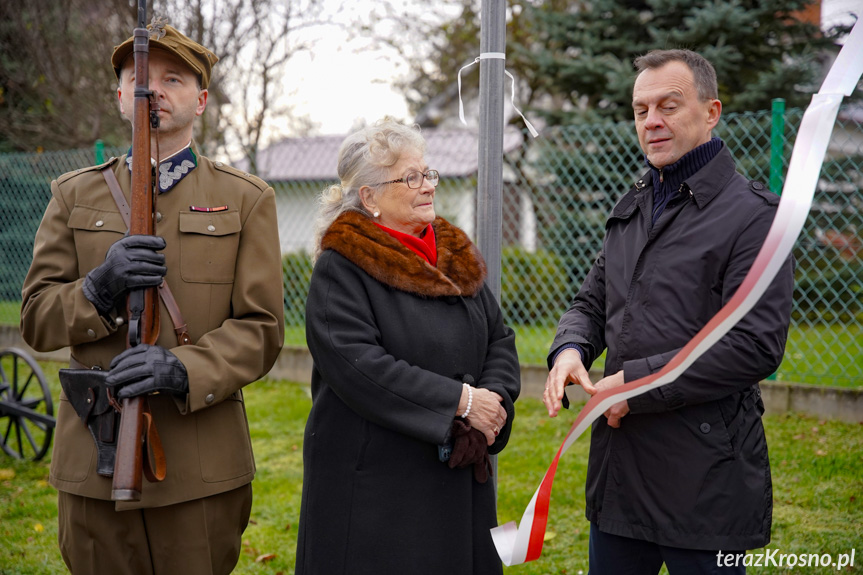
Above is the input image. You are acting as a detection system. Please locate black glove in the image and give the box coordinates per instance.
[447,419,493,484]
[106,344,188,399]
[83,235,167,315]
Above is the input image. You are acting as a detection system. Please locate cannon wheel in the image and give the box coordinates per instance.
[0,347,55,461]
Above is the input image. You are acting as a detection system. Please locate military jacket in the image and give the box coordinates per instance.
[21,152,285,508]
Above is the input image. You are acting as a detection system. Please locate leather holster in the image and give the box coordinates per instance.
[58,368,120,477]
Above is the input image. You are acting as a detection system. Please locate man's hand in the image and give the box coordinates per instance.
[106,344,188,399]
[594,370,629,428]
[543,348,595,418]
[82,235,167,315]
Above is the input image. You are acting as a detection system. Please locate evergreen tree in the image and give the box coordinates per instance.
[394,0,851,125]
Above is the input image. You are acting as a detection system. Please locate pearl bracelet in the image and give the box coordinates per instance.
[461,383,473,419]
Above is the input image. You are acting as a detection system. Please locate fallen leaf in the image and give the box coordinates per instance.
[815,449,827,456]
[285,523,292,531]
[34,523,44,533]
[0,469,15,480]
[248,519,258,525]
[255,553,277,563]
[544,531,556,541]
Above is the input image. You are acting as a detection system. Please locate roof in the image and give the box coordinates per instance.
[250,128,525,182]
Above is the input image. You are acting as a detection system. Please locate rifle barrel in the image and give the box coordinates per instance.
[112,0,163,501]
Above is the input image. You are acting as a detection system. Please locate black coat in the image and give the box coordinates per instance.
[550,145,794,550]
[296,212,520,575]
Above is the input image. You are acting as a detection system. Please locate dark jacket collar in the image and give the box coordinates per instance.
[613,143,737,220]
[645,137,722,194]
[321,211,487,298]
[683,143,736,209]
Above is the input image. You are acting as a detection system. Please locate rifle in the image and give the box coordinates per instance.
[111,0,165,502]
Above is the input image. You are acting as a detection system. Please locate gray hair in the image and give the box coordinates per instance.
[633,49,719,101]
[312,118,427,259]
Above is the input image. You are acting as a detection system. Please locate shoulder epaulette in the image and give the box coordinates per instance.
[212,161,270,192]
[56,156,121,185]
[748,180,780,205]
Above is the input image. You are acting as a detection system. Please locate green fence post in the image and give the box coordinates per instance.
[94,139,105,164]
[766,98,786,381]
[769,98,785,195]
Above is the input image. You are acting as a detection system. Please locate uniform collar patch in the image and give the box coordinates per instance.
[126,146,198,193]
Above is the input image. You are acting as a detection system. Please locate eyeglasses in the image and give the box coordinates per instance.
[372,169,440,189]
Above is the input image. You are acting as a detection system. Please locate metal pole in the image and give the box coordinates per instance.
[477,0,506,301]
[477,0,506,491]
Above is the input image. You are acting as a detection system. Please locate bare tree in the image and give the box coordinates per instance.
[0,0,134,152]
[0,0,329,164]
[151,0,328,166]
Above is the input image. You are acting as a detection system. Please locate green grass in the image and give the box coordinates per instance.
[277,323,863,388]
[0,301,20,327]
[283,325,306,348]
[1,362,861,574]
[512,324,863,388]
[2,300,862,386]
[778,323,863,387]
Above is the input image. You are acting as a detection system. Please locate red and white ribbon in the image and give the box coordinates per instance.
[491,20,863,567]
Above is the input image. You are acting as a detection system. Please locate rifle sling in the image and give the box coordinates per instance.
[101,165,192,346]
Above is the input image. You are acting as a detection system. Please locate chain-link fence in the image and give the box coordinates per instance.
[2,105,861,386]
[497,105,862,387]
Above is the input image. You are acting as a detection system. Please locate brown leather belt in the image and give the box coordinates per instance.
[69,357,87,369]
[101,166,191,347]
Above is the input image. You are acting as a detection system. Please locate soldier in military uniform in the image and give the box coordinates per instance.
[20,21,284,575]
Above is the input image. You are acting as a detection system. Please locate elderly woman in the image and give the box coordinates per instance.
[294,119,520,575]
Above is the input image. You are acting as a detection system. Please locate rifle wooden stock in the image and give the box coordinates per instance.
[112,396,146,500]
[112,8,163,501]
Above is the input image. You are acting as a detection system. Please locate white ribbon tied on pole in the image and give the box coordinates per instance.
[491,20,863,567]
[458,52,539,137]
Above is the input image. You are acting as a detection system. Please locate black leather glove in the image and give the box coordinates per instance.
[83,235,167,315]
[447,419,493,484]
[106,344,188,399]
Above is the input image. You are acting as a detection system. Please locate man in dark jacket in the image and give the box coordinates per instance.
[543,49,794,574]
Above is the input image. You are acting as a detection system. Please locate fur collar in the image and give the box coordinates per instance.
[321,211,487,297]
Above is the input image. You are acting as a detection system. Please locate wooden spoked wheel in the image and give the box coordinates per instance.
[0,347,55,461]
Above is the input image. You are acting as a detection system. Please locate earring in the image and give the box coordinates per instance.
[373,211,380,218]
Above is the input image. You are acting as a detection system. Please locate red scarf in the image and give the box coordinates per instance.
[374,223,438,266]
